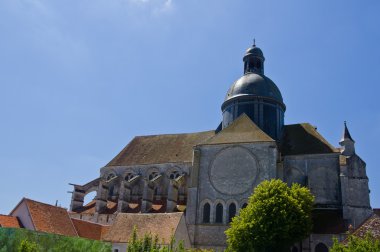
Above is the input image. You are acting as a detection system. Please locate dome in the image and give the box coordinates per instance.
[243,46,265,61]
[224,73,283,105]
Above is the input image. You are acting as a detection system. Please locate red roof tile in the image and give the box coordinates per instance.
[71,218,110,240]
[103,213,183,244]
[24,199,78,237]
[0,214,22,228]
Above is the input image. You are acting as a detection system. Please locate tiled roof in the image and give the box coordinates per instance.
[342,213,380,244]
[74,199,184,214]
[107,121,338,168]
[281,123,339,156]
[71,218,110,240]
[106,131,215,166]
[103,213,183,244]
[24,198,78,237]
[200,114,274,145]
[0,214,22,228]
[75,200,118,215]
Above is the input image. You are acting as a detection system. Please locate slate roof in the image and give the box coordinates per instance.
[71,218,110,240]
[102,213,183,244]
[342,213,380,244]
[13,198,78,237]
[0,214,22,228]
[106,131,215,166]
[200,114,274,145]
[281,123,338,156]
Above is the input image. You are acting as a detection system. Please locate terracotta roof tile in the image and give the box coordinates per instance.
[71,218,110,240]
[106,131,215,166]
[103,213,183,244]
[0,214,22,228]
[24,199,78,237]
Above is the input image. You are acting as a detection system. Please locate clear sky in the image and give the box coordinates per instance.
[1,0,379,214]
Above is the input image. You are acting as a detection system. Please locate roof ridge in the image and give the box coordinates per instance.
[133,130,214,138]
[71,218,111,227]
[24,198,67,210]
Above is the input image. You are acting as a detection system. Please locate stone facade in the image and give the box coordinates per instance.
[68,43,372,251]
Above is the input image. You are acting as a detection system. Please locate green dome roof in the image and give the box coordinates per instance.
[224,73,283,103]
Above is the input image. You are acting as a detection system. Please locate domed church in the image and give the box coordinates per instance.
[69,42,373,251]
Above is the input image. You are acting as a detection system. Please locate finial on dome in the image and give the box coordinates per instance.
[253,38,256,47]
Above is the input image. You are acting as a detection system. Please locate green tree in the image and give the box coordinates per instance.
[17,240,39,252]
[225,179,314,252]
[330,233,380,252]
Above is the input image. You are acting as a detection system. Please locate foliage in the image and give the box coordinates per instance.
[0,227,112,252]
[125,226,212,252]
[330,233,380,252]
[225,179,314,252]
[126,225,184,252]
[18,240,38,252]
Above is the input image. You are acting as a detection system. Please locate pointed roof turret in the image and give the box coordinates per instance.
[339,121,355,156]
[340,121,355,143]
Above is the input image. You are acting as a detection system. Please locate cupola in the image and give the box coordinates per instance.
[221,42,286,140]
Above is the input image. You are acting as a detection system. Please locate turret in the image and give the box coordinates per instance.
[339,121,355,156]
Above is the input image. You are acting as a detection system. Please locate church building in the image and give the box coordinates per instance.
[68,42,373,251]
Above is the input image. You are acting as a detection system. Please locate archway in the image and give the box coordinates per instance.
[315,243,328,252]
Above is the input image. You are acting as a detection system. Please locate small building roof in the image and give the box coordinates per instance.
[200,114,274,145]
[11,198,78,237]
[71,218,110,240]
[281,123,338,156]
[106,131,215,166]
[342,213,380,244]
[0,214,22,228]
[102,213,183,244]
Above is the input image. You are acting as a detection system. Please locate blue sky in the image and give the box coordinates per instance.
[1,0,379,213]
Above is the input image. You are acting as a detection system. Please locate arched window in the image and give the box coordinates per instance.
[241,203,248,209]
[149,172,159,180]
[215,203,223,223]
[125,173,134,182]
[106,173,116,181]
[315,243,328,252]
[228,203,236,223]
[203,203,210,223]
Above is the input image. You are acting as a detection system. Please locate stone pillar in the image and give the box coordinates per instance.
[70,188,85,211]
[167,175,185,212]
[141,174,162,213]
[117,175,140,213]
[95,181,109,213]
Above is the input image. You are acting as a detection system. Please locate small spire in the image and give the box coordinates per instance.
[342,121,354,142]
[253,38,256,47]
